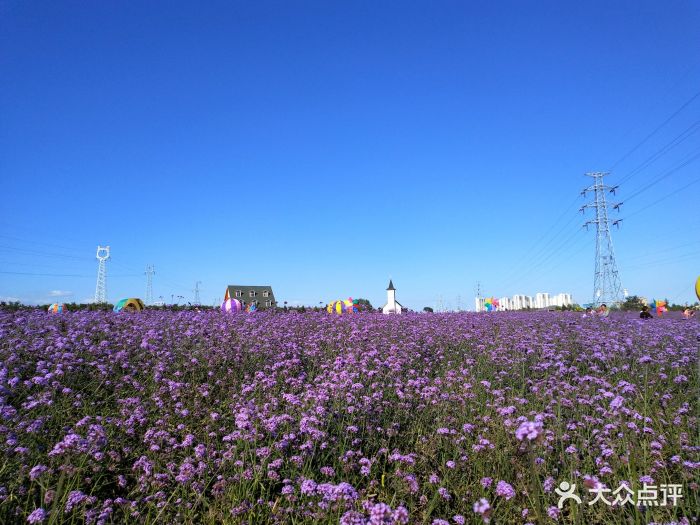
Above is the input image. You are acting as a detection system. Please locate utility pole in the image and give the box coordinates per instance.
[193,281,201,305]
[581,172,624,307]
[474,282,482,312]
[94,246,110,303]
[144,265,155,305]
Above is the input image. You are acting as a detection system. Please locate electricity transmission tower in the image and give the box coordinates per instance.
[474,282,482,312]
[94,246,110,303]
[580,172,624,307]
[144,265,155,305]
[193,281,201,305]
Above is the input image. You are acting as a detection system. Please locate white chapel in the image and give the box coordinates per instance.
[382,279,403,314]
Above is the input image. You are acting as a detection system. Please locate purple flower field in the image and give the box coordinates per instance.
[0,310,697,524]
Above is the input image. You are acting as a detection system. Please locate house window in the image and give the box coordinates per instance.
[235,290,241,297]
[249,291,256,298]
[263,291,269,298]
[265,300,272,307]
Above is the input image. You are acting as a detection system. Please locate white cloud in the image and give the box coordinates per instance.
[48,290,73,298]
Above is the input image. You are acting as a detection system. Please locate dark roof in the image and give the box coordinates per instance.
[386,279,395,291]
[227,285,274,293]
[226,285,276,303]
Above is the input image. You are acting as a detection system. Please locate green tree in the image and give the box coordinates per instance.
[355,298,373,311]
[621,295,645,311]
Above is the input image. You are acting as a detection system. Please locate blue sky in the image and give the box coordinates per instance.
[1,1,699,309]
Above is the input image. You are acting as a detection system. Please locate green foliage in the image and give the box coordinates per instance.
[620,295,646,311]
[0,301,23,311]
[355,298,373,311]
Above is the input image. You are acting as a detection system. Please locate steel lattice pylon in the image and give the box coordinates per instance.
[193,281,201,306]
[145,265,155,305]
[94,246,110,303]
[581,173,624,307]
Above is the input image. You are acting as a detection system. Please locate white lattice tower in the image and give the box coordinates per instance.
[94,246,110,303]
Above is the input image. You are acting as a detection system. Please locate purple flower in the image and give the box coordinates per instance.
[369,502,392,523]
[27,508,47,523]
[515,420,542,441]
[473,498,491,521]
[609,396,624,410]
[300,479,317,496]
[496,480,516,500]
[65,491,89,513]
[29,465,48,481]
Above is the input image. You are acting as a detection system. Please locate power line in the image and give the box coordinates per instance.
[497,211,581,293]
[0,234,92,256]
[0,271,95,277]
[620,250,700,271]
[623,148,700,204]
[608,88,700,171]
[500,227,587,293]
[0,245,91,261]
[622,240,700,264]
[0,270,139,278]
[622,176,700,222]
[615,119,700,186]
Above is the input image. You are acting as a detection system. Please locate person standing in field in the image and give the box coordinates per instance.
[640,305,653,319]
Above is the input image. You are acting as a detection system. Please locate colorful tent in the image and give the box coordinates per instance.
[221,298,244,314]
[113,298,145,313]
[47,303,67,314]
[649,299,667,317]
[327,298,360,315]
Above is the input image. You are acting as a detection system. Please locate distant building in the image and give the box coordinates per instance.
[499,296,512,310]
[382,280,403,314]
[475,291,573,312]
[535,292,550,309]
[224,285,276,309]
[511,294,532,310]
[550,293,573,307]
